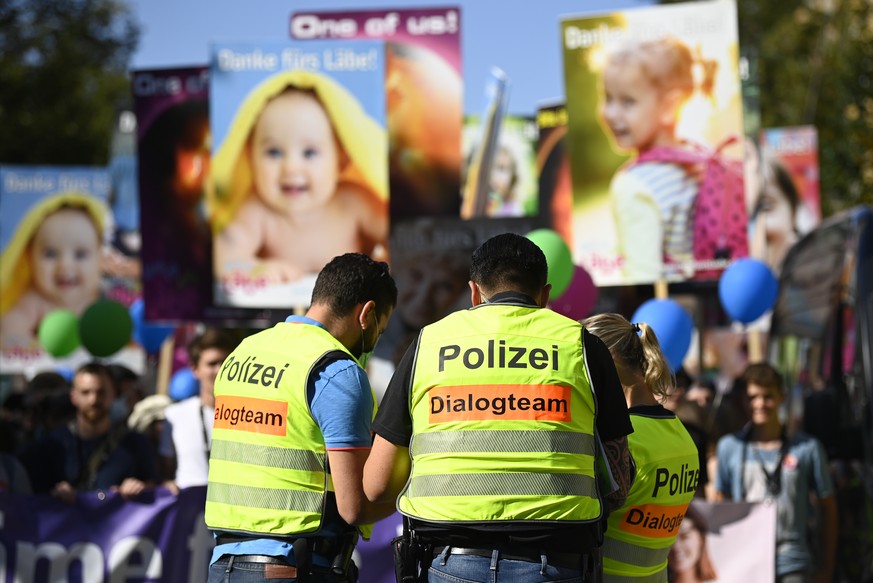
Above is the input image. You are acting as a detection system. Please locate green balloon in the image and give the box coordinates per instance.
[526,228,574,300]
[78,300,133,357]
[37,309,81,357]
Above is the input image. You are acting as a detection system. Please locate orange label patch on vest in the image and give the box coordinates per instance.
[428,384,571,423]
[618,503,690,538]
[214,395,286,436]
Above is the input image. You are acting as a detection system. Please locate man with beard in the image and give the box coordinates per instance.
[22,361,160,502]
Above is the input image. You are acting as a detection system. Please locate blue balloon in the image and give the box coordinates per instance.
[130,298,175,354]
[718,258,779,324]
[631,299,694,372]
[168,368,199,401]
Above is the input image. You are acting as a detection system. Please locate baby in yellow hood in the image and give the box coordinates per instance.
[1,194,105,348]
[210,70,388,286]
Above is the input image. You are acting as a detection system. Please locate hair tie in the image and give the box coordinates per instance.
[631,323,641,333]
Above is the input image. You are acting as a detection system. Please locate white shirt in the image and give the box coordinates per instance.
[159,396,213,488]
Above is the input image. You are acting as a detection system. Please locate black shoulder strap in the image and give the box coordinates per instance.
[76,423,130,490]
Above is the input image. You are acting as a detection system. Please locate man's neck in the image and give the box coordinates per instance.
[200,392,215,408]
[74,416,111,440]
[750,420,783,445]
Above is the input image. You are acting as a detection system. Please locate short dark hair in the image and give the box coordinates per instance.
[188,328,241,366]
[74,361,112,386]
[742,362,784,393]
[469,233,547,297]
[310,253,398,318]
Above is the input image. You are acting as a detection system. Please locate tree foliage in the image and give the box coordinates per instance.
[663,0,873,216]
[0,0,140,165]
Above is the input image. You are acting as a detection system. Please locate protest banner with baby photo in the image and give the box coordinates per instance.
[290,7,463,222]
[209,39,387,309]
[560,0,747,286]
[0,166,141,374]
[134,65,278,325]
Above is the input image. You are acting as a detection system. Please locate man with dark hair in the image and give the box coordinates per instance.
[160,327,241,492]
[715,362,838,583]
[364,232,634,582]
[206,253,398,582]
[22,361,160,503]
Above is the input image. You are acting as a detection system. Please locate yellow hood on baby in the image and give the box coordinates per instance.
[0,192,107,316]
[209,69,387,233]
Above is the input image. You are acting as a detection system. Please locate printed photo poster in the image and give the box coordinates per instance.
[134,66,213,321]
[752,126,821,275]
[462,114,538,219]
[560,0,746,286]
[0,166,143,374]
[209,40,387,309]
[536,102,574,245]
[669,499,776,582]
[290,7,463,221]
[133,66,279,325]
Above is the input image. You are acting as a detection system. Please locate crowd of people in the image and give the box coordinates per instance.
[0,238,839,583]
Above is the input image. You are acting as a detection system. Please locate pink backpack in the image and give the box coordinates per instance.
[634,137,748,279]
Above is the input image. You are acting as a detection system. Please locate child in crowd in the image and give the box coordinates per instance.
[599,36,747,283]
[209,70,388,286]
[0,193,106,348]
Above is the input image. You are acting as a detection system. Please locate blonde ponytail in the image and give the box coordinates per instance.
[582,313,674,402]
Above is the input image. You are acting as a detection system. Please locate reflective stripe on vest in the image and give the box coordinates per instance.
[603,414,699,579]
[399,304,601,525]
[205,322,356,537]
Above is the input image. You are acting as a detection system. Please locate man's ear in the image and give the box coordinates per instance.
[359,300,377,329]
[469,281,482,306]
[538,283,552,308]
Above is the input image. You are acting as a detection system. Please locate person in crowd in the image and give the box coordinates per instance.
[159,327,240,492]
[210,71,388,287]
[127,393,172,467]
[21,361,160,503]
[584,313,700,581]
[364,233,634,582]
[0,451,31,494]
[205,253,398,582]
[667,503,718,583]
[715,362,838,583]
[107,363,144,423]
[7,371,76,455]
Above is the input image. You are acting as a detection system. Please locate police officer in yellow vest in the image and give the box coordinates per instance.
[583,313,700,582]
[364,233,635,582]
[205,253,399,582]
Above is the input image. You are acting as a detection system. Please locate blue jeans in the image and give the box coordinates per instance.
[428,547,586,583]
[208,556,357,583]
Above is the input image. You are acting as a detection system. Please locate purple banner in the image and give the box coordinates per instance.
[0,487,211,582]
[0,488,398,583]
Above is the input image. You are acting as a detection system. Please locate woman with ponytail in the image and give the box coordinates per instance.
[584,313,701,582]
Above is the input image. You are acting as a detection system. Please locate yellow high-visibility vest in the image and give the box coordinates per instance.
[398,304,602,526]
[603,413,699,581]
[205,322,375,538]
